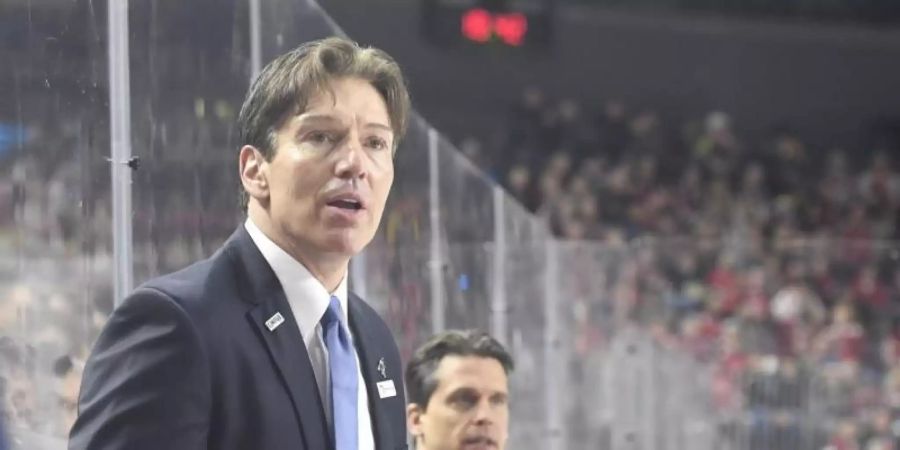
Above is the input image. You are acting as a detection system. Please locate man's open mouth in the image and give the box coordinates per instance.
[328,199,363,210]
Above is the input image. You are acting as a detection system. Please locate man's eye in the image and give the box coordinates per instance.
[449,392,478,409]
[307,132,335,144]
[366,137,388,150]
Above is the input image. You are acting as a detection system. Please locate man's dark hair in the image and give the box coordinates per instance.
[237,36,412,208]
[405,329,514,410]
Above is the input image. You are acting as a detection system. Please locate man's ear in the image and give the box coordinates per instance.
[240,145,269,202]
[407,402,424,438]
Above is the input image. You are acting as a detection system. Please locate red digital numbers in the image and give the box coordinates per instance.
[461,8,528,46]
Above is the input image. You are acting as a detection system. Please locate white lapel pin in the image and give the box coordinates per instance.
[265,312,285,331]
[377,358,387,379]
[376,379,397,399]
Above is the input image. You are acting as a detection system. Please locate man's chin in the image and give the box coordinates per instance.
[319,232,371,256]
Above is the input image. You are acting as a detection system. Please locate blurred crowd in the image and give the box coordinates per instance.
[0,98,239,443]
[483,87,898,245]
[2,68,900,450]
[463,87,900,449]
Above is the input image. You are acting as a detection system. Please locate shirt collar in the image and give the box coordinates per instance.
[244,217,349,343]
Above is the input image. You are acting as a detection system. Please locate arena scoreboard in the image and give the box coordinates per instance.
[421,0,555,48]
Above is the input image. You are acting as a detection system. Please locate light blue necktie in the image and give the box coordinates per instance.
[321,296,358,450]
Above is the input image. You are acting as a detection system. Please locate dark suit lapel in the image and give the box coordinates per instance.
[225,226,330,450]
[348,295,395,449]
[247,301,330,450]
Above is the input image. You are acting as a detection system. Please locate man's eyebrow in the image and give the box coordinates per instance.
[295,114,392,134]
[295,113,341,125]
[364,122,393,133]
[446,387,479,397]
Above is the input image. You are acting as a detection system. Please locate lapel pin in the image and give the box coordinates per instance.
[377,357,387,379]
[376,379,397,399]
[265,312,285,332]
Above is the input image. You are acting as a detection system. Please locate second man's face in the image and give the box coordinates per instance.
[410,355,510,450]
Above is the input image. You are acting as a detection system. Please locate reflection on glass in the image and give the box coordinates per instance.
[1,0,111,446]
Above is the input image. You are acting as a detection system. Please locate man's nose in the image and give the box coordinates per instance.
[472,399,494,425]
[334,134,365,181]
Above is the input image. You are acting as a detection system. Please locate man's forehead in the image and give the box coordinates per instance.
[434,355,508,389]
[304,77,385,108]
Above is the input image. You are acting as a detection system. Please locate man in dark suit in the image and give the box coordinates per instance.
[405,330,513,450]
[69,37,411,450]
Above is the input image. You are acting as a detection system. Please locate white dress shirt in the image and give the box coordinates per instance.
[245,218,375,450]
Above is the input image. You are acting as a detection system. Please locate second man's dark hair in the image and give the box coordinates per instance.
[405,329,514,410]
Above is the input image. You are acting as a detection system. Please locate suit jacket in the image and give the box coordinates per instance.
[69,226,407,450]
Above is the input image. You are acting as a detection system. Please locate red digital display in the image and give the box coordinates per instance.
[461,8,529,46]
[494,12,527,46]
[461,8,493,43]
